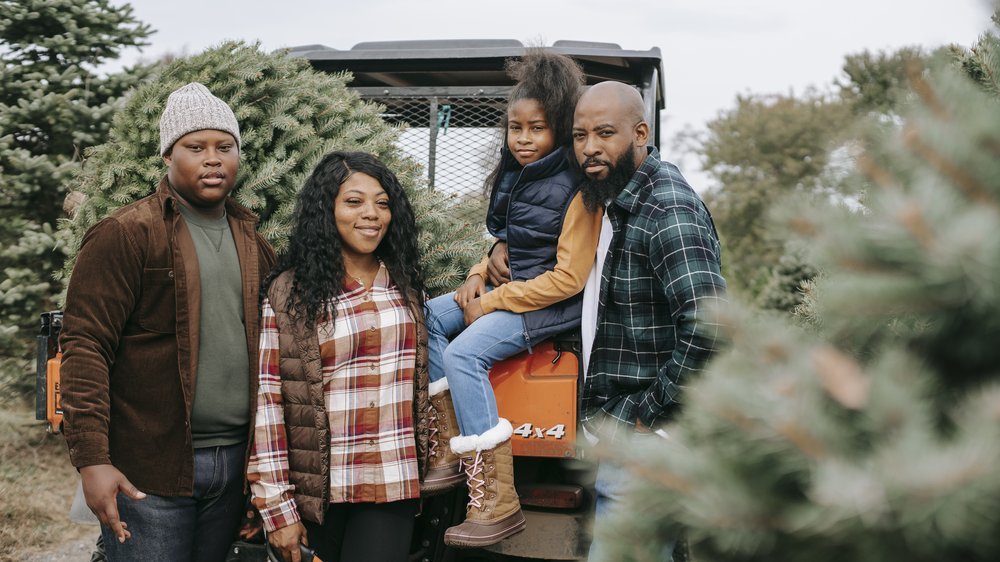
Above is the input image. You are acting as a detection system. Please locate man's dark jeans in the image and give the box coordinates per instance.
[100,442,246,562]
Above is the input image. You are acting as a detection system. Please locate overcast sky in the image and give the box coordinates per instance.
[111,0,993,186]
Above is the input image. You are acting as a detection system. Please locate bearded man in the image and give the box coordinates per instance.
[573,81,727,561]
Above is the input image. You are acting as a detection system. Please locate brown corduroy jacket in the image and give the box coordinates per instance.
[60,177,276,496]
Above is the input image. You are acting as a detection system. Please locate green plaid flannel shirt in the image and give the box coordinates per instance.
[582,148,727,439]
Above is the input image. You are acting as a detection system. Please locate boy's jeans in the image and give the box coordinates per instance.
[424,290,529,436]
[100,442,246,562]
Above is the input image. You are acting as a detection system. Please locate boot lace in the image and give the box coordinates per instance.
[464,451,486,510]
[428,404,440,460]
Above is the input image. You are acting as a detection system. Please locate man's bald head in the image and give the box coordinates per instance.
[577,81,647,126]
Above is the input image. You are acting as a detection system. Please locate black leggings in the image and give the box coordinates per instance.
[303,499,419,562]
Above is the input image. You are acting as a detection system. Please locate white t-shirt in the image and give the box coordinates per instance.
[581,209,614,377]
[581,210,613,446]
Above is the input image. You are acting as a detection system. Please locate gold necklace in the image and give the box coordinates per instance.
[346,260,380,286]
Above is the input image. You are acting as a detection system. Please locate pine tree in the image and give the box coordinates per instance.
[838,47,927,117]
[755,250,818,314]
[597,10,1000,562]
[695,47,926,307]
[0,0,153,396]
[60,41,488,298]
[695,91,851,300]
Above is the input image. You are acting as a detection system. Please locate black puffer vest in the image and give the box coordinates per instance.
[486,146,583,345]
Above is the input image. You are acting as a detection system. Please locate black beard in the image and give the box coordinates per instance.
[577,150,639,213]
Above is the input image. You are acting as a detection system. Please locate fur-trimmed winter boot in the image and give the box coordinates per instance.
[421,379,465,495]
[443,419,526,548]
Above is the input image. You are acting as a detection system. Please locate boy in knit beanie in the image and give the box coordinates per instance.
[60,82,276,562]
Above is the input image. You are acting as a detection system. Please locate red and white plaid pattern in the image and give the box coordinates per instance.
[248,267,420,532]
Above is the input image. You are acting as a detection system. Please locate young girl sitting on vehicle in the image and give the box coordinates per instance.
[422,49,602,548]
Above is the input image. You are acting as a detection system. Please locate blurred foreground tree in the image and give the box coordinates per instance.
[0,0,153,397]
[598,10,1000,562]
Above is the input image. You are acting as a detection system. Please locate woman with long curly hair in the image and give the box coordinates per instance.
[422,49,603,548]
[247,151,429,562]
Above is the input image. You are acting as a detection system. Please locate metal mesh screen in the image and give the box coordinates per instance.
[356,89,510,226]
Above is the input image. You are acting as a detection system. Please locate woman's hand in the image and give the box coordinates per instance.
[455,275,486,308]
[463,297,486,326]
[269,521,308,562]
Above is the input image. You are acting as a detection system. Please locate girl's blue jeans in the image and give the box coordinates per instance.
[424,289,529,436]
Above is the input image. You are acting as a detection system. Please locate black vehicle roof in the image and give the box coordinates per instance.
[286,39,664,110]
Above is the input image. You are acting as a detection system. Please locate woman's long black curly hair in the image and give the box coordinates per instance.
[264,151,425,327]
[484,48,585,196]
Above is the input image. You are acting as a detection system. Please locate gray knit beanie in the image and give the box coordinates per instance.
[159,82,241,155]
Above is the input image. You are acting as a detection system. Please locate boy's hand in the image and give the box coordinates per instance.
[455,275,486,308]
[463,297,486,326]
[80,464,146,543]
[487,242,511,286]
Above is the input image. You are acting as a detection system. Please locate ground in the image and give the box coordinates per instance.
[0,402,95,562]
[20,536,98,562]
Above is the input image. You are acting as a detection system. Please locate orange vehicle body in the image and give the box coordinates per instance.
[491,341,578,459]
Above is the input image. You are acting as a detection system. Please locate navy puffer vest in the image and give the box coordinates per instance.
[486,146,583,345]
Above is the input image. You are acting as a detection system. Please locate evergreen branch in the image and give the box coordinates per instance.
[979,135,1000,159]
[895,203,934,250]
[588,446,694,494]
[787,216,819,237]
[902,126,1000,211]
[970,40,1000,97]
[857,153,901,191]
[906,60,949,120]
[812,346,869,409]
[775,421,827,459]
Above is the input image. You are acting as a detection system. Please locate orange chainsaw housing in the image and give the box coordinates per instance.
[489,340,579,458]
[46,351,63,433]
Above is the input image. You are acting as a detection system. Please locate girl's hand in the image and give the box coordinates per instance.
[455,275,486,308]
[463,297,486,326]
[269,521,308,562]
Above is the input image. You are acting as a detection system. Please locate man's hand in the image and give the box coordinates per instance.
[269,521,308,562]
[80,464,146,544]
[463,297,486,326]
[455,275,486,308]
[635,418,653,433]
[487,241,511,286]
